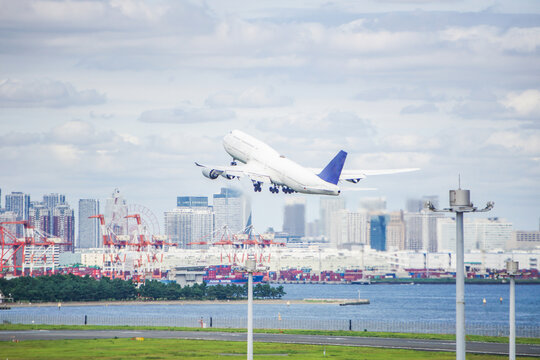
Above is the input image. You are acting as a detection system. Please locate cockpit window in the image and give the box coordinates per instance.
[280,155,286,158]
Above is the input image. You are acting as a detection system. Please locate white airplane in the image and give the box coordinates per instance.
[196,130,419,196]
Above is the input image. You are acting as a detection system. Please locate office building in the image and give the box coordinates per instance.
[164,207,214,248]
[177,196,208,208]
[78,199,100,249]
[28,204,51,235]
[437,217,513,252]
[52,204,75,251]
[0,211,18,235]
[370,214,389,251]
[509,231,540,250]
[406,195,439,213]
[404,211,444,252]
[43,193,66,210]
[283,198,305,238]
[104,188,128,236]
[319,197,345,239]
[386,211,406,251]
[213,188,250,236]
[330,209,369,248]
[5,192,31,236]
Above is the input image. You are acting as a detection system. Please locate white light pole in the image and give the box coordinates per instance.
[506,260,518,360]
[245,254,256,360]
[426,187,493,360]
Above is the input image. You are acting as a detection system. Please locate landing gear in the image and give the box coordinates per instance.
[230,160,238,166]
[269,185,280,194]
[282,186,295,194]
[252,181,262,192]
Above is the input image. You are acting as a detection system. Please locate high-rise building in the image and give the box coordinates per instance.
[437,217,513,252]
[370,214,389,251]
[406,195,439,213]
[28,204,51,235]
[105,188,128,236]
[509,231,540,250]
[52,204,75,251]
[404,211,444,252]
[78,199,100,249]
[319,197,345,239]
[43,193,66,210]
[0,211,18,235]
[283,198,305,238]
[213,188,250,236]
[305,219,320,238]
[386,211,406,251]
[5,192,30,236]
[5,192,30,220]
[164,207,214,248]
[330,209,369,248]
[177,196,208,208]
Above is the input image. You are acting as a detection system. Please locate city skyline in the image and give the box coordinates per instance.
[0,1,539,232]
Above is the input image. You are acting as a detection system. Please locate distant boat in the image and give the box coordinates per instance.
[205,274,264,285]
[351,280,371,285]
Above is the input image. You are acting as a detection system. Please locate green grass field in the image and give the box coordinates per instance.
[1,323,539,345]
[0,338,534,360]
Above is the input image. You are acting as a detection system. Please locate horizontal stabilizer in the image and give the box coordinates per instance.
[317,150,347,185]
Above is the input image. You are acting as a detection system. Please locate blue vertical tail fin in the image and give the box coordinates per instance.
[317,150,347,185]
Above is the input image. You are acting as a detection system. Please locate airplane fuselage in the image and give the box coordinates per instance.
[223,130,340,195]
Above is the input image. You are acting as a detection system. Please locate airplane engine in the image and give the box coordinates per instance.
[202,168,221,179]
[221,173,236,180]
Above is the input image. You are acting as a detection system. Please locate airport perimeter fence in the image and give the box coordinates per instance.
[1,312,539,338]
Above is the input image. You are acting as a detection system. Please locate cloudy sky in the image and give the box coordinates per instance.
[1,0,539,233]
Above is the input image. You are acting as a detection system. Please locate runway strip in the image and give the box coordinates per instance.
[1,330,539,357]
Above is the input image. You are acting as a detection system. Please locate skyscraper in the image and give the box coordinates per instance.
[43,193,66,210]
[283,198,305,238]
[370,214,389,251]
[164,207,214,248]
[404,211,444,252]
[213,188,251,236]
[78,199,100,249]
[105,188,128,236]
[319,197,345,240]
[53,204,75,251]
[437,217,513,252]
[5,192,30,236]
[5,192,30,221]
[29,204,51,235]
[406,195,439,213]
[329,209,369,248]
[177,196,208,208]
[386,211,406,251]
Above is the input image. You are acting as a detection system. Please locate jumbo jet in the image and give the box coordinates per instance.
[195,130,419,196]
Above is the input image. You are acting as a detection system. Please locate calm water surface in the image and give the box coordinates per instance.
[5,284,540,327]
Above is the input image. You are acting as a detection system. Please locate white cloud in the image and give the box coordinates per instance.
[400,103,438,114]
[440,26,540,53]
[206,86,293,108]
[501,89,540,117]
[486,131,540,155]
[0,79,106,107]
[138,106,235,124]
[382,134,441,151]
[255,111,376,142]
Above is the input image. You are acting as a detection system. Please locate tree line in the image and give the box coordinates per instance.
[0,275,285,302]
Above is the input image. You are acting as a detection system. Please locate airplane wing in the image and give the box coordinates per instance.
[308,167,420,184]
[195,162,273,183]
[339,168,420,183]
